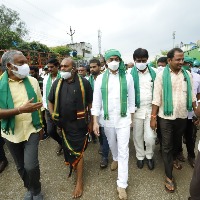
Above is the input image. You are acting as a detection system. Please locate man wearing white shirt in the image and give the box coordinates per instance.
[130,48,157,170]
[92,49,135,200]
[89,59,110,169]
[42,58,62,154]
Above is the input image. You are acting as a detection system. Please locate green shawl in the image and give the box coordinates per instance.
[102,49,127,120]
[88,75,94,90]
[101,68,127,120]
[0,72,42,134]
[163,65,193,116]
[46,71,61,106]
[130,66,156,108]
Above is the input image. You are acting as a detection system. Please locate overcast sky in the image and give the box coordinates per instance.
[2,0,200,62]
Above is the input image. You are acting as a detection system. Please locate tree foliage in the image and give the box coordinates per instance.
[17,41,51,52]
[0,4,28,37]
[0,4,28,49]
[50,46,71,56]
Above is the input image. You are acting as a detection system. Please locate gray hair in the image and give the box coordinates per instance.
[1,50,23,72]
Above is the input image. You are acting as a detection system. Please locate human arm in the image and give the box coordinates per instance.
[0,98,42,119]
[91,75,102,137]
[150,74,162,130]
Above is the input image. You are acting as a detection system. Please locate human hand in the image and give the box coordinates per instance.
[93,122,100,136]
[150,118,157,131]
[19,98,42,113]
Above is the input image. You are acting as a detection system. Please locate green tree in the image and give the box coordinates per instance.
[50,46,71,56]
[0,4,28,37]
[0,4,28,49]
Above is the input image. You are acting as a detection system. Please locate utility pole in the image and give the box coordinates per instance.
[172,31,176,48]
[67,26,75,44]
[98,29,102,56]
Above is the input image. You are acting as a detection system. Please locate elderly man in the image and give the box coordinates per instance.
[48,57,93,199]
[92,49,135,200]
[0,50,43,200]
[150,48,196,193]
[131,48,157,170]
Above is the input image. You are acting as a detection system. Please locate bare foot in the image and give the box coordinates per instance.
[72,180,83,198]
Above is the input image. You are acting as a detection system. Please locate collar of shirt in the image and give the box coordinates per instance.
[169,67,182,75]
[8,78,23,83]
[108,69,119,75]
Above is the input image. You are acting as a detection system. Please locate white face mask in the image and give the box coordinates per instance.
[60,71,72,79]
[11,63,30,79]
[192,67,199,74]
[135,63,147,71]
[157,66,165,72]
[107,61,119,71]
[101,65,105,71]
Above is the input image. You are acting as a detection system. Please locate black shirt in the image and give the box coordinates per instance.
[48,74,93,135]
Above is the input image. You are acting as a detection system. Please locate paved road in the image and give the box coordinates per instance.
[1,132,198,200]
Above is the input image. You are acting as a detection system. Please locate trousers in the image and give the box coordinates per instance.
[4,133,41,195]
[104,126,130,188]
[159,118,187,179]
[133,117,156,160]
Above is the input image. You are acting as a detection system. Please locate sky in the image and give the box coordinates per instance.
[1,0,200,62]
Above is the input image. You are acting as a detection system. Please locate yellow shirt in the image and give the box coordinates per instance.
[1,76,42,143]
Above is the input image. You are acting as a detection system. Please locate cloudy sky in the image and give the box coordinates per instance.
[2,0,200,62]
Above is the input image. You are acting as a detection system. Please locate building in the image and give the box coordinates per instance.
[67,42,92,61]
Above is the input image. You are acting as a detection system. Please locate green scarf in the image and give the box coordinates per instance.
[88,75,94,90]
[130,66,156,108]
[101,67,127,120]
[163,65,192,116]
[46,71,61,106]
[102,49,128,120]
[0,72,42,135]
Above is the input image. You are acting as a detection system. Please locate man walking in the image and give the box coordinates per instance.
[48,57,93,198]
[0,50,43,200]
[89,58,109,168]
[92,49,135,200]
[131,48,157,170]
[43,58,62,154]
[150,48,196,192]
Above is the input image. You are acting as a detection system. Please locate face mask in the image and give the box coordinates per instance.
[101,65,105,71]
[107,61,119,71]
[192,67,199,74]
[60,71,72,79]
[182,65,190,71]
[157,66,165,72]
[135,63,147,71]
[11,63,30,79]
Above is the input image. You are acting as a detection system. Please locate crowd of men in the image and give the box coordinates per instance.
[0,48,200,200]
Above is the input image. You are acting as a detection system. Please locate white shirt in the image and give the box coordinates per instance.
[42,74,57,109]
[134,68,156,119]
[91,71,135,128]
[188,72,200,119]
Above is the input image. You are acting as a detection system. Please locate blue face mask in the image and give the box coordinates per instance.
[192,67,199,73]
